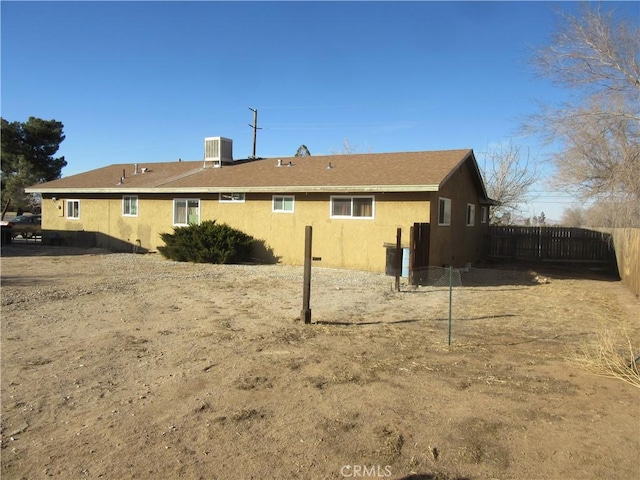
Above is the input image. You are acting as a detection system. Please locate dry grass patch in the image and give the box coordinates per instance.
[574,328,640,388]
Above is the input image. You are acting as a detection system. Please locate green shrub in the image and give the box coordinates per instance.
[158,220,255,264]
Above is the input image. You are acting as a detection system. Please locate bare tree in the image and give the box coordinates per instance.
[584,199,637,228]
[527,4,640,226]
[480,142,540,224]
[561,206,587,227]
[533,5,639,102]
[328,138,372,155]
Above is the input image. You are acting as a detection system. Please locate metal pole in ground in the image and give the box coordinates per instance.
[301,225,313,324]
[448,266,453,346]
[395,227,402,292]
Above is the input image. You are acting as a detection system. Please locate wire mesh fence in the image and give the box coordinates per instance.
[394,265,543,345]
[401,265,539,289]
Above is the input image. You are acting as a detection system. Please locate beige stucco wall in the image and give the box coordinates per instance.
[43,195,169,251]
[41,192,432,273]
[210,192,431,271]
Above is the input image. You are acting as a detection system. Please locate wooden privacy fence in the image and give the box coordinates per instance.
[488,226,615,264]
[409,222,430,284]
[604,228,640,297]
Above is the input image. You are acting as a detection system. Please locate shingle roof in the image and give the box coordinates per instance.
[28,149,488,197]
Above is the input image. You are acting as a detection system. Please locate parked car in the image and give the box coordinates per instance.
[6,214,42,238]
[0,221,12,244]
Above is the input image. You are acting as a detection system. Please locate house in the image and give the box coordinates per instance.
[27,138,495,273]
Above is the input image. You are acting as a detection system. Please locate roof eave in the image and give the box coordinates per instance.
[27,185,442,195]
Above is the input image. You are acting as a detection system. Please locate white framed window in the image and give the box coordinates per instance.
[466,204,476,226]
[438,198,451,226]
[330,195,374,219]
[173,198,200,226]
[272,195,295,213]
[481,206,488,224]
[219,193,245,203]
[66,199,80,219]
[122,196,138,216]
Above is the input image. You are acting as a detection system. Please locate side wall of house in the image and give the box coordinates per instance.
[41,192,432,273]
[428,160,489,267]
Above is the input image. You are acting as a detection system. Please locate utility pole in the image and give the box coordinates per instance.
[248,107,261,159]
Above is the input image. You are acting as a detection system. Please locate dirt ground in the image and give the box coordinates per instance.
[1,244,638,480]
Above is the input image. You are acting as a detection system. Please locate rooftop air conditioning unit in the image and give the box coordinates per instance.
[204,137,233,168]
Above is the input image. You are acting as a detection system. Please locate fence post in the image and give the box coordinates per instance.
[395,227,402,291]
[409,225,415,285]
[448,266,453,346]
[301,225,312,324]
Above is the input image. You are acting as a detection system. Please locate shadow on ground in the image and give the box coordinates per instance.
[1,244,113,258]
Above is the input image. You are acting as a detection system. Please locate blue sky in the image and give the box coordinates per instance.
[2,1,638,221]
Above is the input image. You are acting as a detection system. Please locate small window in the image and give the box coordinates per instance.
[219,193,245,203]
[123,196,138,216]
[438,198,451,226]
[466,204,476,226]
[173,198,200,226]
[481,206,488,224]
[273,195,294,213]
[330,196,374,219]
[66,199,80,219]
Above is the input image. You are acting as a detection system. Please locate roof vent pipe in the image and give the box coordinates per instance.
[277,159,282,167]
[134,163,139,174]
